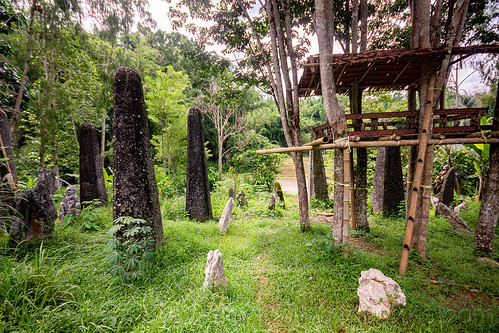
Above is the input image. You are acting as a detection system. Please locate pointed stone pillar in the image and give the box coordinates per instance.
[78,122,107,206]
[186,106,212,221]
[112,66,164,245]
[372,147,405,215]
[309,148,329,201]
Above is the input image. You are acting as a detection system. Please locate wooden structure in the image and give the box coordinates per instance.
[258,44,499,274]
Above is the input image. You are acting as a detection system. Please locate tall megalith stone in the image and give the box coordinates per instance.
[372,147,405,214]
[186,106,212,221]
[78,122,107,206]
[437,167,456,215]
[0,110,17,181]
[309,148,329,201]
[112,66,164,245]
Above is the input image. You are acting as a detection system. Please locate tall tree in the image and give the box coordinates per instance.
[474,86,499,254]
[315,0,349,242]
[168,0,313,230]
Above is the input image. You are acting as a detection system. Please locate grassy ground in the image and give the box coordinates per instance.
[0,188,498,332]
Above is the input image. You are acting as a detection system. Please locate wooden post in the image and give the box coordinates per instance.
[350,150,357,229]
[399,75,436,274]
[342,148,351,248]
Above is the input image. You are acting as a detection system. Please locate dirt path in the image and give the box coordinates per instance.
[276,157,309,195]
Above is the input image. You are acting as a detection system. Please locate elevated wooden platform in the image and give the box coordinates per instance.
[311,108,488,140]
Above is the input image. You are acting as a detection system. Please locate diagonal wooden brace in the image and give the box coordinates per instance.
[399,75,437,274]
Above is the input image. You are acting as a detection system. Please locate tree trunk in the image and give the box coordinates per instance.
[315,0,348,240]
[351,0,359,53]
[350,83,368,230]
[474,88,499,254]
[10,0,37,139]
[360,0,368,51]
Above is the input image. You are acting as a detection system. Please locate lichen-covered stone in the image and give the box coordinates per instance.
[112,66,164,245]
[268,194,276,210]
[236,190,248,208]
[218,198,234,233]
[372,147,405,214]
[10,168,57,243]
[203,250,229,289]
[357,268,406,318]
[59,185,81,221]
[0,110,17,181]
[78,122,107,206]
[186,106,212,221]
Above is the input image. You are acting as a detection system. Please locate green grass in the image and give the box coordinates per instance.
[0,191,498,332]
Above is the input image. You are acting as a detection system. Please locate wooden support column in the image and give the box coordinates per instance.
[342,148,351,247]
[399,75,436,274]
[350,150,356,229]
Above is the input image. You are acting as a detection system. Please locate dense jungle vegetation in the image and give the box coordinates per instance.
[1,0,498,332]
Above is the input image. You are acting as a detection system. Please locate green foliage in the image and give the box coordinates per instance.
[145,68,190,175]
[231,132,283,191]
[0,243,76,329]
[63,200,112,232]
[107,216,154,282]
[433,145,484,197]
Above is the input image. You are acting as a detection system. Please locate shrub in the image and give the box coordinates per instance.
[107,216,154,282]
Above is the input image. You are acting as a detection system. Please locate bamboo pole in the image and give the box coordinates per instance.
[304,136,330,146]
[256,137,499,154]
[342,148,350,251]
[399,75,436,274]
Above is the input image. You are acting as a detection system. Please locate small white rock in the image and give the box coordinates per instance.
[357,268,406,318]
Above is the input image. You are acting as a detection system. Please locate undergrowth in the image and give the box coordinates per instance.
[0,194,497,332]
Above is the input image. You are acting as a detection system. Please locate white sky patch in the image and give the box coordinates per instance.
[146,0,488,94]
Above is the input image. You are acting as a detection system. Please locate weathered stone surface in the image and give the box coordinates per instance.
[59,185,81,221]
[236,190,248,208]
[268,194,276,210]
[218,198,234,233]
[0,110,17,182]
[454,202,468,214]
[357,268,406,319]
[228,188,235,198]
[113,66,164,245]
[436,167,456,215]
[186,106,212,221]
[372,147,405,215]
[78,122,107,206]
[203,249,229,289]
[309,148,329,200]
[274,182,285,208]
[10,168,57,243]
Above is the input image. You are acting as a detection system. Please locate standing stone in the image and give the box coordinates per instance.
[0,110,17,182]
[268,194,276,210]
[236,190,248,208]
[372,147,405,214]
[186,107,212,221]
[113,66,164,246]
[203,250,229,289]
[78,122,107,206]
[59,185,81,221]
[10,168,57,243]
[274,181,286,208]
[309,148,329,200]
[228,188,235,198]
[357,268,406,319]
[437,167,456,215]
[218,198,234,233]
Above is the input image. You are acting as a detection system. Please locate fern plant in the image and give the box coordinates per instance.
[107,216,154,282]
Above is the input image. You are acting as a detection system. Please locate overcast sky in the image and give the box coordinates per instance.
[147,0,487,95]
